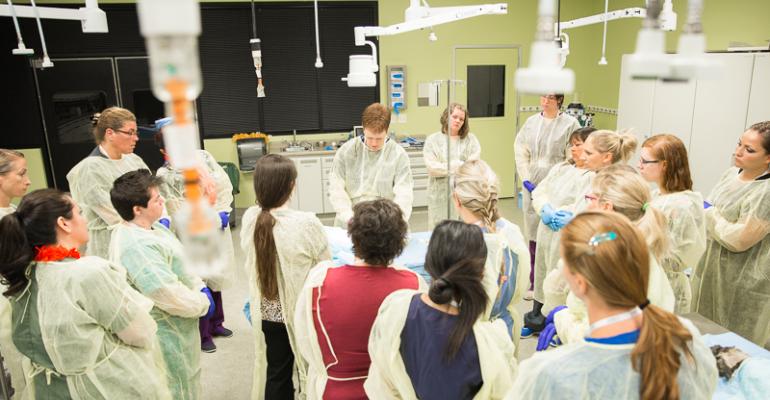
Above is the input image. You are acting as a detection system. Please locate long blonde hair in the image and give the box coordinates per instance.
[561,211,694,400]
[454,160,500,232]
[592,165,669,260]
[588,129,638,163]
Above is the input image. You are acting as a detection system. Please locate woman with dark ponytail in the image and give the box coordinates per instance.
[0,189,170,399]
[240,154,330,399]
[366,221,516,399]
[506,211,716,400]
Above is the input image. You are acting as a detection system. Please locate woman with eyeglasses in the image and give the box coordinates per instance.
[692,121,770,349]
[506,211,717,400]
[514,94,580,298]
[523,129,637,336]
[66,107,155,258]
[638,134,706,314]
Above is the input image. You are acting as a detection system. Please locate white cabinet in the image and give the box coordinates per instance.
[286,148,429,215]
[286,155,324,214]
[689,53,755,194]
[321,156,335,213]
[413,175,429,207]
[408,149,428,207]
[617,52,769,195]
[746,53,770,128]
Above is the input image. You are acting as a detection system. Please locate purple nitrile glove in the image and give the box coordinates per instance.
[201,287,215,319]
[158,217,171,229]
[523,180,536,193]
[218,211,230,230]
[703,201,712,209]
[537,323,557,351]
[546,305,568,325]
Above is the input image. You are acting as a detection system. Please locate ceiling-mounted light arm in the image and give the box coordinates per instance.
[343,2,507,87]
[0,0,108,33]
[6,0,33,55]
[353,3,507,45]
[553,1,676,67]
[515,0,574,95]
[682,0,702,34]
[29,0,52,68]
[313,0,323,68]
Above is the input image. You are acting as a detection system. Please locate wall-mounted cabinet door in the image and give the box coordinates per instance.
[617,55,656,153]
[295,156,324,213]
[34,58,118,190]
[746,53,770,128]
[689,53,755,195]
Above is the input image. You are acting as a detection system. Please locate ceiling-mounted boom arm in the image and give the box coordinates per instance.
[353,2,507,45]
[343,1,507,87]
[0,0,107,33]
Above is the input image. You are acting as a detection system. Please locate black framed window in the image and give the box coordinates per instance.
[198,2,378,138]
[467,65,505,118]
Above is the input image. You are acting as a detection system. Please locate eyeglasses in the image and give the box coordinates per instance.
[114,128,139,137]
[639,157,660,165]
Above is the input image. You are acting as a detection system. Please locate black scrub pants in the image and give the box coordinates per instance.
[262,320,295,400]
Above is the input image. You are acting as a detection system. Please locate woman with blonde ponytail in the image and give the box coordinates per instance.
[454,160,531,354]
[538,165,675,348]
[506,211,717,400]
[525,130,638,336]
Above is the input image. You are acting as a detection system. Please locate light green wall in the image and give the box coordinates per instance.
[13,149,49,204]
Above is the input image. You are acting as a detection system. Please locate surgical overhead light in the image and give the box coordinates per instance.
[515,0,574,95]
[553,0,676,67]
[627,0,670,80]
[343,0,507,87]
[668,0,722,81]
[1,0,108,61]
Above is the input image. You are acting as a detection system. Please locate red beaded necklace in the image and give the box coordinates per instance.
[34,245,81,262]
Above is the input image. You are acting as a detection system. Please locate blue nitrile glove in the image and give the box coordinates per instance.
[551,210,575,230]
[703,201,712,209]
[537,323,557,351]
[523,180,536,193]
[242,300,252,325]
[218,211,230,230]
[159,218,171,229]
[541,204,557,226]
[201,287,215,319]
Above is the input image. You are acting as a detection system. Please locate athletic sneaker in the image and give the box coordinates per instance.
[212,327,234,338]
[201,340,217,353]
[521,326,538,338]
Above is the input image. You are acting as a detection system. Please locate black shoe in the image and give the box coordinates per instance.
[212,327,233,338]
[523,310,546,332]
[201,340,217,353]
